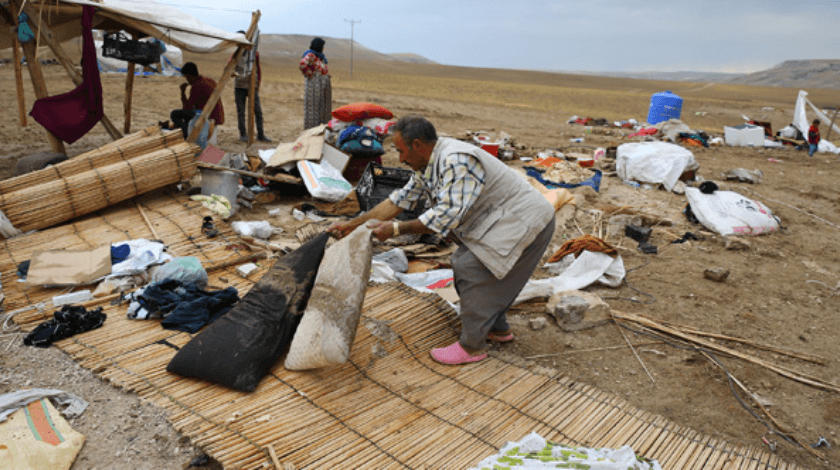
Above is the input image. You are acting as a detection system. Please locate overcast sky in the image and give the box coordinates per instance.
[164,0,839,74]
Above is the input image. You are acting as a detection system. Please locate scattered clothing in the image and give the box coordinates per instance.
[23,305,106,348]
[126,280,239,334]
[111,243,131,264]
[29,6,102,144]
[0,389,88,423]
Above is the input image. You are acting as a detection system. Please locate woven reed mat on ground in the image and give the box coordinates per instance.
[6,199,800,469]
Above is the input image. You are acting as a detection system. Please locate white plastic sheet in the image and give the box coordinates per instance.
[514,251,625,305]
[616,142,698,192]
[685,187,780,236]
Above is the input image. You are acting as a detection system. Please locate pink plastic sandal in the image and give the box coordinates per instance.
[430,342,488,365]
[487,331,514,343]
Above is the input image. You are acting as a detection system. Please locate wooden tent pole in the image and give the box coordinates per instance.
[187,10,260,144]
[124,32,137,134]
[13,36,27,126]
[10,0,66,154]
[247,32,257,146]
[21,2,123,142]
[826,107,839,142]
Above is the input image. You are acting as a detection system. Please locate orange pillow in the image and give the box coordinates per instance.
[331,102,394,122]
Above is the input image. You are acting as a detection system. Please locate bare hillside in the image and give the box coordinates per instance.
[257,34,436,64]
[728,60,840,90]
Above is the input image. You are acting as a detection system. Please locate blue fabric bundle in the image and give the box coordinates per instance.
[524,167,603,192]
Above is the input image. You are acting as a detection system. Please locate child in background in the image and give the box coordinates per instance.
[808,119,821,157]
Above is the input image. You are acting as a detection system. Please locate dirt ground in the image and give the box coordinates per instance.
[1,61,840,469]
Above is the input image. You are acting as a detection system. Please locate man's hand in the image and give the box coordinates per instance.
[365,220,395,243]
[327,220,360,240]
[180,82,189,92]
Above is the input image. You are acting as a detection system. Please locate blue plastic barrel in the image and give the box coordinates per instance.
[647,91,683,125]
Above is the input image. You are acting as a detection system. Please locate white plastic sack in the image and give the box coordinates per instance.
[109,239,170,278]
[284,225,374,370]
[616,142,698,192]
[231,220,275,239]
[818,140,840,155]
[514,251,625,305]
[297,160,353,202]
[724,124,764,147]
[685,187,780,236]
[469,431,663,470]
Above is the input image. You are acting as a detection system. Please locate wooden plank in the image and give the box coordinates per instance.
[125,61,136,134]
[13,36,27,126]
[188,11,260,144]
[197,162,302,186]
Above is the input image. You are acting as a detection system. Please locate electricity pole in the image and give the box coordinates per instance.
[344,18,360,79]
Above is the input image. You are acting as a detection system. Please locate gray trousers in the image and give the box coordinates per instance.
[235,87,264,138]
[453,215,555,352]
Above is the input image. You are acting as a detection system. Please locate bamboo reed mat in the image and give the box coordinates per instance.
[5,199,801,469]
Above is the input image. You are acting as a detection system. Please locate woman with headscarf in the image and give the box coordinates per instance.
[299,37,332,129]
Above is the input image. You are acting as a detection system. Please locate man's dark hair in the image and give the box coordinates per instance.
[181,62,198,77]
[310,37,325,53]
[812,118,821,125]
[394,114,437,145]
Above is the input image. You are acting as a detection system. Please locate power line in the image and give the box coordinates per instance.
[344,18,360,79]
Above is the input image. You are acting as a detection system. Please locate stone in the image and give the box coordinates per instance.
[529,317,547,330]
[704,267,730,282]
[724,237,751,251]
[546,290,611,332]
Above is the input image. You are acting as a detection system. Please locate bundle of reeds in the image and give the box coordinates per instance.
[0,142,199,234]
[0,127,183,195]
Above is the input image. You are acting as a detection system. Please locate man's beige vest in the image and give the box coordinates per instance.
[428,138,554,279]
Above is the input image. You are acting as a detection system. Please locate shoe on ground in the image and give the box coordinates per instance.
[201,216,219,238]
[257,135,272,142]
[430,341,487,365]
[238,135,248,143]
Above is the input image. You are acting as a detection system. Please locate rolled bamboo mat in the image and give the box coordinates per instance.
[0,142,199,234]
[7,260,803,470]
[0,127,183,195]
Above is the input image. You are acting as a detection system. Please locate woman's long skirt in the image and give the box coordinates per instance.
[304,74,332,129]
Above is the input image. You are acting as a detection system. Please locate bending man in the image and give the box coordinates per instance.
[329,114,555,365]
[170,62,225,140]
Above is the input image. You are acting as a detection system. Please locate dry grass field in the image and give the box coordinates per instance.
[2,49,840,469]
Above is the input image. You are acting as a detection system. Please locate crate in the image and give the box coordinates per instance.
[355,163,427,221]
[101,33,163,66]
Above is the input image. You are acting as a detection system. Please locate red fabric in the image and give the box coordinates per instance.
[808,125,821,144]
[627,128,658,138]
[331,102,394,122]
[182,76,225,125]
[30,6,102,144]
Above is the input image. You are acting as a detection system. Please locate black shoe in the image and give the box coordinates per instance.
[238,135,248,143]
[202,216,218,238]
[257,135,272,142]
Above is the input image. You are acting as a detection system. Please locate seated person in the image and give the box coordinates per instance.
[169,62,224,139]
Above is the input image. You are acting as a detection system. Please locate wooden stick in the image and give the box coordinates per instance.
[205,251,267,272]
[124,58,136,134]
[188,11,260,144]
[197,162,302,186]
[136,202,160,241]
[614,319,655,383]
[665,322,827,365]
[525,341,664,359]
[240,235,285,252]
[11,0,65,154]
[13,35,27,126]
[266,444,282,469]
[612,309,840,393]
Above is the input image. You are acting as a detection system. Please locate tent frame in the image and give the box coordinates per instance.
[0,1,258,151]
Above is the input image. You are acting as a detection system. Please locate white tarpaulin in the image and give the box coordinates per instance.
[793,90,840,144]
[0,0,250,53]
[616,142,698,192]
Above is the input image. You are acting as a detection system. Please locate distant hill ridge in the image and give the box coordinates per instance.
[253,35,839,89]
[257,34,436,64]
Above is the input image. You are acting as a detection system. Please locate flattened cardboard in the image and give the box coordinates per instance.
[267,125,327,168]
[26,244,112,286]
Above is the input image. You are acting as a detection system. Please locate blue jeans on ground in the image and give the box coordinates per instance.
[809,143,818,156]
